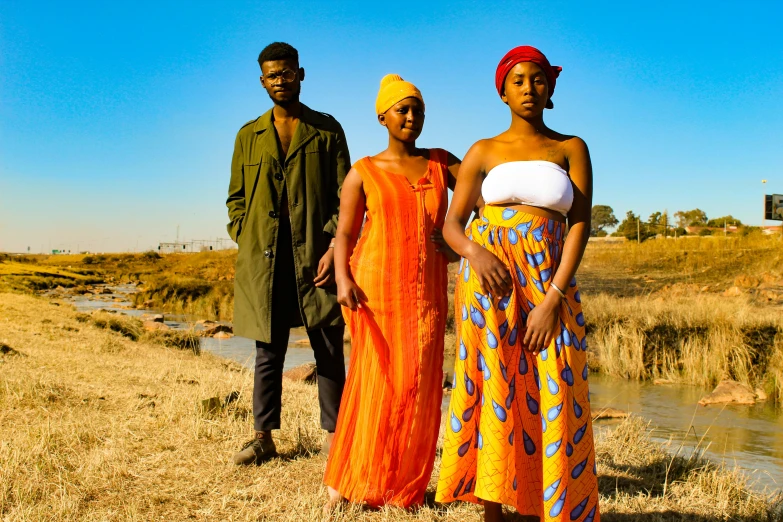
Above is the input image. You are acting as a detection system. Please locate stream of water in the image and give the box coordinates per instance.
[67,285,783,492]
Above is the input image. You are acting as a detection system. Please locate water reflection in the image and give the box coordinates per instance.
[67,286,783,492]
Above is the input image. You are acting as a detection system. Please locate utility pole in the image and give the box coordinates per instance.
[637,218,641,244]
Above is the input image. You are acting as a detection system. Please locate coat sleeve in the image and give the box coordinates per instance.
[226,132,245,243]
[323,123,350,237]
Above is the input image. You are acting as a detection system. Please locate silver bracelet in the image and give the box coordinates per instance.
[550,282,565,298]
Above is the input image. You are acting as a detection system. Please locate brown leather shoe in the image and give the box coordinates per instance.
[233,431,277,465]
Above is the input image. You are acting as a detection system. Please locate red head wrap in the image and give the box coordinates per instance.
[495,45,562,109]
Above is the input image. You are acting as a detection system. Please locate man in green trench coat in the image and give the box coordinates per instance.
[227,42,349,465]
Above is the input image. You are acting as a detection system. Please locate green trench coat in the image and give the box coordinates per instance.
[226,105,350,343]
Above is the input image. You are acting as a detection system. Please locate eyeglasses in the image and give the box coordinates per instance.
[263,69,297,84]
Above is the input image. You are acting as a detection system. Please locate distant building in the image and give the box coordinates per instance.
[157,239,236,254]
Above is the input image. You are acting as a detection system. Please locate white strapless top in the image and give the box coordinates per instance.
[481,161,574,216]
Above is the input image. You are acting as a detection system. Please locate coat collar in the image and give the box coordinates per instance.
[253,104,320,164]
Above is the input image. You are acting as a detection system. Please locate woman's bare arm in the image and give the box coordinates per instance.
[333,168,367,309]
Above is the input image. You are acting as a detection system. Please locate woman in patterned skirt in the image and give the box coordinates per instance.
[436,46,600,522]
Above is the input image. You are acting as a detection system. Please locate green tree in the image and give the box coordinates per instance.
[591,205,619,236]
[616,211,655,242]
[706,215,742,228]
[674,209,708,228]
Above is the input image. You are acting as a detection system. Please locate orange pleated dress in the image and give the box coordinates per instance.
[323,149,449,508]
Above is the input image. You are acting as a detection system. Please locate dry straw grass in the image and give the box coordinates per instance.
[584,293,783,400]
[1,292,781,521]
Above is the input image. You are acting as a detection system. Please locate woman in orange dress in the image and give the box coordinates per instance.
[436,46,599,521]
[323,74,460,511]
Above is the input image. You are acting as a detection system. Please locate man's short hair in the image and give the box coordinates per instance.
[258,42,299,69]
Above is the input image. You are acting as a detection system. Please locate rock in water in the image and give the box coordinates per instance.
[143,321,170,332]
[698,380,756,406]
[283,363,317,384]
[201,324,233,337]
[141,313,164,323]
[591,407,629,421]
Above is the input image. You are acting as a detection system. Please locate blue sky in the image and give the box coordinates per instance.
[1,1,782,253]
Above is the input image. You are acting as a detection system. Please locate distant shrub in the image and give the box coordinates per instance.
[698,228,713,236]
[595,230,608,237]
[82,256,95,265]
[142,250,162,261]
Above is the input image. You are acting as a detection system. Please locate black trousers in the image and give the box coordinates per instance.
[253,220,345,432]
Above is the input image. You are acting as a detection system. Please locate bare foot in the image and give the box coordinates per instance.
[323,486,345,516]
[485,501,505,522]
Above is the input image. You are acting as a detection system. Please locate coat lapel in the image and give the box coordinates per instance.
[285,105,318,162]
[253,109,281,165]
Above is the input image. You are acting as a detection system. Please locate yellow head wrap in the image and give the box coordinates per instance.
[375,74,425,115]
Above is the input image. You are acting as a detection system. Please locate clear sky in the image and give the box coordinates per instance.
[1,1,782,253]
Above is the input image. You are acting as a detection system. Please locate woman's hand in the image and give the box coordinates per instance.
[336,276,367,311]
[522,295,561,354]
[431,228,460,263]
[467,247,512,296]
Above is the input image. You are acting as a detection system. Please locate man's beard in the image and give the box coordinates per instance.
[268,84,300,107]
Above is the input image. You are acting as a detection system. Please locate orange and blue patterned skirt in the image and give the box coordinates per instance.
[436,206,600,521]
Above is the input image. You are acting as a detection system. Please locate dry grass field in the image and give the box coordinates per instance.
[1,292,782,521]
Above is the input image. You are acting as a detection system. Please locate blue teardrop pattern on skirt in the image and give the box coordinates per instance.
[487,329,498,349]
[532,224,545,242]
[518,351,528,375]
[509,324,519,345]
[513,475,518,491]
[464,373,475,396]
[576,312,585,326]
[452,476,465,497]
[508,429,514,445]
[570,496,589,520]
[492,399,507,421]
[464,477,474,494]
[585,506,597,522]
[547,402,563,422]
[574,423,587,444]
[574,290,581,303]
[526,391,539,415]
[461,304,468,321]
[533,366,541,390]
[566,441,573,456]
[573,398,583,418]
[458,439,471,457]
[570,277,577,287]
[508,227,519,244]
[543,478,561,501]
[582,362,589,381]
[499,360,508,381]
[498,295,510,311]
[474,292,491,311]
[498,319,508,339]
[470,305,486,328]
[522,429,536,455]
[464,263,471,282]
[561,362,574,386]
[459,339,467,360]
[502,208,518,220]
[545,439,562,458]
[547,373,559,395]
[516,221,532,238]
[450,412,462,433]
[514,263,527,286]
[496,229,503,245]
[547,220,555,234]
[571,457,588,479]
[462,404,475,422]
[540,267,552,282]
[549,488,567,517]
[526,250,545,268]
[506,375,516,408]
[478,431,484,449]
[540,348,549,361]
[488,229,494,246]
[542,413,547,432]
